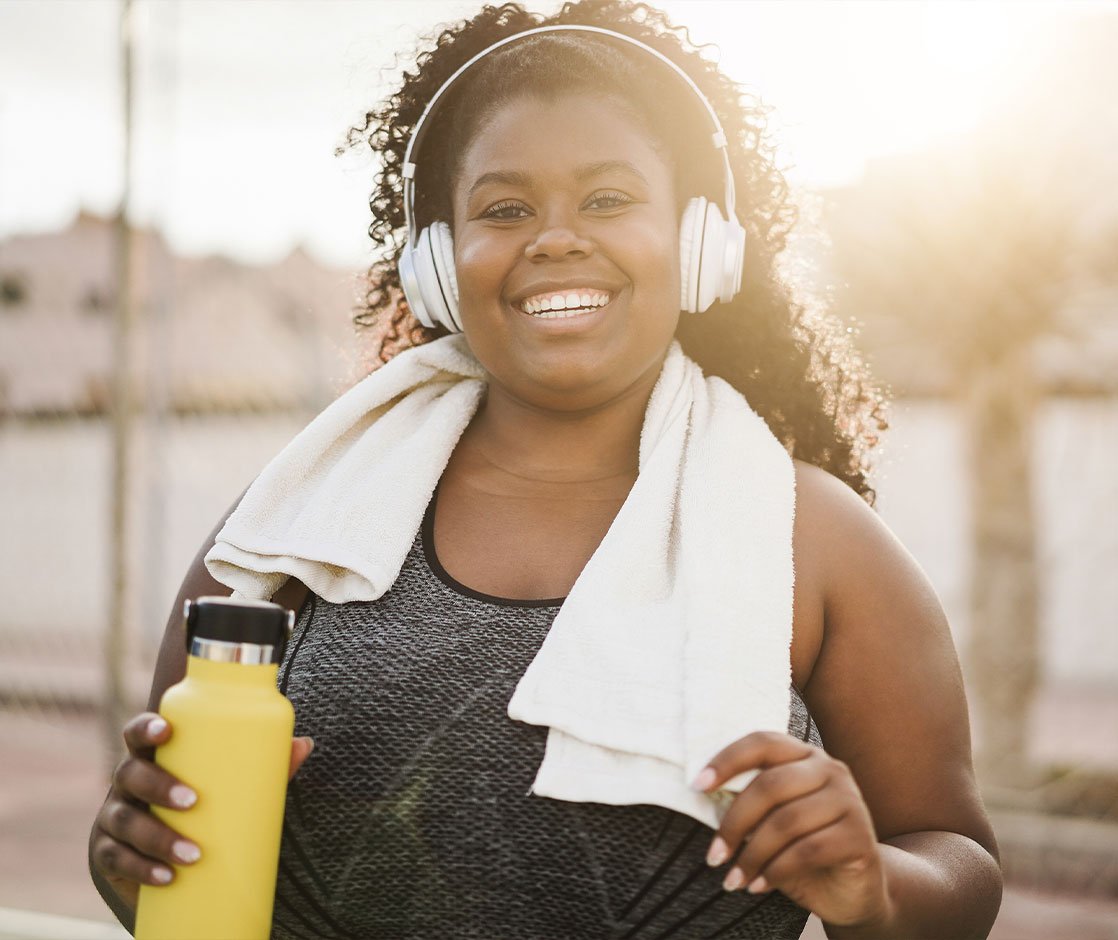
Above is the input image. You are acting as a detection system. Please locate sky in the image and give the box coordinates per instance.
[0,0,1112,268]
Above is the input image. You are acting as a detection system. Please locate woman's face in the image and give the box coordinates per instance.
[450,92,681,413]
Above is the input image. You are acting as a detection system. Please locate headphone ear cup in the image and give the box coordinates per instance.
[428,221,461,332]
[722,219,746,303]
[689,201,747,313]
[416,227,444,329]
[693,201,728,314]
[678,197,706,313]
[398,241,435,329]
[410,225,459,333]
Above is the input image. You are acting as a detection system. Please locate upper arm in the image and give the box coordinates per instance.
[795,463,997,858]
[145,487,309,711]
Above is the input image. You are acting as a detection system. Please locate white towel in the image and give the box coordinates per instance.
[205,333,795,828]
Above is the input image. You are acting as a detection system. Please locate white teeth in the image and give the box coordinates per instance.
[519,289,612,315]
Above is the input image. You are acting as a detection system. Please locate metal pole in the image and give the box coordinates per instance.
[106,0,136,774]
[142,0,177,656]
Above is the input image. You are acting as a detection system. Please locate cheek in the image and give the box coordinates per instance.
[629,216,681,298]
[453,232,513,302]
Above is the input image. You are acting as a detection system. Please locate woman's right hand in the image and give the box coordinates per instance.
[90,712,314,910]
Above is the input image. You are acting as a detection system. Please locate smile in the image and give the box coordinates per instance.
[518,289,612,319]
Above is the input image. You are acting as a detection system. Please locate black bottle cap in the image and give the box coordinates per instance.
[184,595,292,657]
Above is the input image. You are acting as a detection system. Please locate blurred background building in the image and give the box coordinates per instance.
[1,1,1116,937]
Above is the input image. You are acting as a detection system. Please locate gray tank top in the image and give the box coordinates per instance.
[271,493,823,939]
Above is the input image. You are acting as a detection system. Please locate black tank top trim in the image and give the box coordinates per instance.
[421,483,567,608]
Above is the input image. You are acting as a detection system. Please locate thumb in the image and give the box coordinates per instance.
[288,736,315,781]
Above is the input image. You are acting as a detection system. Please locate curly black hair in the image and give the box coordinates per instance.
[343,0,888,503]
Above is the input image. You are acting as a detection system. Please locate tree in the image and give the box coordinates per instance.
[826,147,1078,783]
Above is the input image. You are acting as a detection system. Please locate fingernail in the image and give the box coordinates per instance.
[148,717,167,736]
[303,737,315,754]
[706,837,729,867]
[173,840,201,863]
[747,876,769,894]
[151,866,173,884]
[169,785,197,808]
[723,868,745,891]
[691,767,717,791]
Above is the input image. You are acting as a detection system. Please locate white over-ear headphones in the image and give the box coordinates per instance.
[398,24,746,333]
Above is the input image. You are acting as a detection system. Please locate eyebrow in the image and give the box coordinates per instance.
[466,159,650,199]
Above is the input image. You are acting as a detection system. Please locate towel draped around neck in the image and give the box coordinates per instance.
[205,333,795,827]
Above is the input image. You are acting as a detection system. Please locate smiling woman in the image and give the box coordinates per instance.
[453,93,682,411]
[354,2,886,504]
[88,2,1002,939]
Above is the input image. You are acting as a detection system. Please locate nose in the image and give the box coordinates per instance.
[524,207,594,261]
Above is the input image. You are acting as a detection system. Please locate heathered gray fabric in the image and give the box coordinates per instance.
[271,499,823,939]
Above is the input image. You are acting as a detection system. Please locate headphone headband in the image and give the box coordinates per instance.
[401,24,737,242]
[397,22,747,332]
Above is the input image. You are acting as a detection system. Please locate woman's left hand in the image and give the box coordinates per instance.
[693,731,893,931]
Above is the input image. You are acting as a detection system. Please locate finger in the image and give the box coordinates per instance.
[288,736,315,781]
[122,712,172,757]
[91,828,177,888]
[691,732,817,792]
[98,799,201,869]
[724,789,849,889]
[112,755,197,811]
[747,818,872,893]
[705,756,829,866]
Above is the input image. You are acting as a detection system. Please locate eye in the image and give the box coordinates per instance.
[584,191,633,211]
[479,200,529,221]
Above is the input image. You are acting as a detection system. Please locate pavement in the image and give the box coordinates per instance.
[0,908,128,940]
[3,709,1118,939]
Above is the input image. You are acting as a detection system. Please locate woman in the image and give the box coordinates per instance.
[89,2,1002,937]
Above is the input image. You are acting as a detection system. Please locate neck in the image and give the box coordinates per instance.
[457,366,662,495]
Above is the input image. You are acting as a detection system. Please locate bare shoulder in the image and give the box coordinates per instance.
[793,459,941,628]
[793,459,897,565]
[791,459,996,853]
[788,459,895,691]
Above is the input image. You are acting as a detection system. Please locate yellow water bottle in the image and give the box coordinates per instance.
[135,596,296,940]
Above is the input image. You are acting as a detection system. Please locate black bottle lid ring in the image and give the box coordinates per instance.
[184,595,294,663]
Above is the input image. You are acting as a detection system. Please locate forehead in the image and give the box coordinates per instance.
[453,93,674,197]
